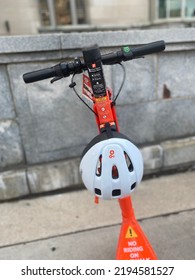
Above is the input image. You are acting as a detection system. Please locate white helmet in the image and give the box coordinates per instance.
[80,131,143,200]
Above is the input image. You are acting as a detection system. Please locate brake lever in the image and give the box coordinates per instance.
[50,76,63,83]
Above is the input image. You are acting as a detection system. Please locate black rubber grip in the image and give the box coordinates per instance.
[131,40,166,58]
[23,67,55,83]
[102,52,123,65]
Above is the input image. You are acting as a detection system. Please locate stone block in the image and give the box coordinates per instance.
[0,66,15,119]
[27,158,82,193]
[117,97,195,146]
[162,137,195,169]
[60,28,195,49]
[0,170,29,200]
[0,51,62,64]
[112,55,156,105]
[0,34,61,53]
[0,121,24,168]
[155,99,195,142]
[8,63,100,164]
[141,145,163,174]
[158,51,195,99]
[116,102,156,144]
[0,29,194,58]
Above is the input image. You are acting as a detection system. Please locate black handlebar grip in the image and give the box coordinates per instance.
[23,67,55,83]
[131,40,166,58]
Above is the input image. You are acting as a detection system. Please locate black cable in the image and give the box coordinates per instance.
[70,63,125,114]
[69,73,98,116]
[112,63,126,105]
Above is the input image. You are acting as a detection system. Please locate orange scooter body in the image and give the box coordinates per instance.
[85,77,157,260]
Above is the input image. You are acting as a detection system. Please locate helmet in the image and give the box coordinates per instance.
[80,131,143,200]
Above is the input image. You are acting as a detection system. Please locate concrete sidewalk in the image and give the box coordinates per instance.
[0,170,194,260]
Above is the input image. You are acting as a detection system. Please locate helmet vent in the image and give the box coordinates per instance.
[131,182,136,190]
[124,152,134,172]
[95,188,102,195]
[96,155,102,177]
[112,165,119,179]
[112,189,121,197]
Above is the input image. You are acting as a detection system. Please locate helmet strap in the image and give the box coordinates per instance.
[100,122,116,138]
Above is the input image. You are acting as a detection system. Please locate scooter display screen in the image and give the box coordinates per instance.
[87,61,106,97]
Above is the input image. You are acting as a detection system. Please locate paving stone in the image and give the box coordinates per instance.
[0,171,194,247]
[0,210,194,260]
[0,172,195,260]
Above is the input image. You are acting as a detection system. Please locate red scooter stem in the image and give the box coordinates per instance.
[93,88,157,260]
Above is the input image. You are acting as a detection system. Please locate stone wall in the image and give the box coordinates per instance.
[0,28,195,200]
